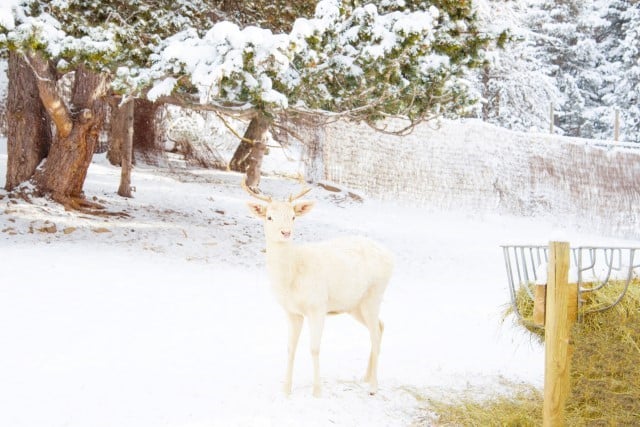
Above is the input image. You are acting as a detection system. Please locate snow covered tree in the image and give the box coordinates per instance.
[526,0,589,136]
[0,0,218,207]
[611,2,640,142]
[567,0,640,143]
[563,5,610,139]
[0,7,114,208]
[133,0,491,186]
[517,0,633,141]
[2,0,491,197]
[472,0,560,131]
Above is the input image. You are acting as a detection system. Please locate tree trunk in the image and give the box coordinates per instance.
[133,98,156,159]
[26,52,109,206]
[107,99,123,167]
[117,99,134,198]
[229,113,271,188]
[5,51,51,191]
[481,64,491,121]
[108,97,155,166]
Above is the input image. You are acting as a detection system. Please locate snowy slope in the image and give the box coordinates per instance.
[0,137,636,427]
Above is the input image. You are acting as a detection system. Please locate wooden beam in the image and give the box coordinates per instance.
[543,241,577,427]
[533,284,546,327]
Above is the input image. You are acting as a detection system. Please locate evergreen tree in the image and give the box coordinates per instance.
[528,0,596,137]
[0,0,220,205]
[574,0,617,140]
[0,0,494,192]
[135,0,490,130]
[593,0,627,113]
[128,0,492,185]
[613,2,640,142]
[473,0,560,131]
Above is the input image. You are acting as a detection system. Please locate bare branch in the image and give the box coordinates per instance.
[212,110,256,145]
[153,94,258,119]
[271,119,306,144]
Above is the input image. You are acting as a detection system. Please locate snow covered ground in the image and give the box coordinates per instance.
[0,137,637,427]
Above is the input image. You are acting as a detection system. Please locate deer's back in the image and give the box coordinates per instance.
[295,236,394,313]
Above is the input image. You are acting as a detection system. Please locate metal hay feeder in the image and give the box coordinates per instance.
[502,245,640,324]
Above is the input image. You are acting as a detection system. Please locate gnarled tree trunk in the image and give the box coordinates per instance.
[25,52,109,207]
[5,51,51,191]
[229,112,271,188]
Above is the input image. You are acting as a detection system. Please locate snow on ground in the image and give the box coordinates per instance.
[0,137,637,427]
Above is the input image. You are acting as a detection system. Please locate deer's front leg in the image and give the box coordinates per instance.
[307,310,325,398]
[283,312,303,395]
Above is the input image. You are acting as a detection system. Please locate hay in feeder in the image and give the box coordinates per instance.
[427,280,640,425]
[565,280,640,426]
[503,283,545,341]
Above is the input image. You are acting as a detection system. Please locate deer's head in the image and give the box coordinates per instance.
[244,179,314,243]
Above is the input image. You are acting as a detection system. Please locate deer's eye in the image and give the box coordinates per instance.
[267,216,273,221]
[292,216,296,221]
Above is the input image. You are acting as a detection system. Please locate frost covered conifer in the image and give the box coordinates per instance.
[0,0,218,204]
[611,3,640,142]
[138,0,488,130]
[472,0,560,132]
[133,0,490,185]
[1,0,491,192]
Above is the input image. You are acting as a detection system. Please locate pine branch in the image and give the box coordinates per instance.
[153,94,258,119]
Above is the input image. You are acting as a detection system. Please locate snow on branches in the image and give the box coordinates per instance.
[132,0,486,125]
[143,23,292,108]
[1,1,117,69]
[1,0,488,127]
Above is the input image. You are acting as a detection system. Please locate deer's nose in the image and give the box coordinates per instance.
[281,230,291,238]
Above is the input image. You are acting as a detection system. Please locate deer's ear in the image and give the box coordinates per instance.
[293,201,315,217]
[247,202,267,218]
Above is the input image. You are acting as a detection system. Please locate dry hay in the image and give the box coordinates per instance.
[426,384,542,426]
[504,283,545,341]
[566,280,640,426]
[427,280,640,426]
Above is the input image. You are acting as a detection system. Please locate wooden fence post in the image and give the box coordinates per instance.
[543,241,577,427]
[533,284,546,326]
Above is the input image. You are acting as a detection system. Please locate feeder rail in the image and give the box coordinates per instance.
[501,245,640,323]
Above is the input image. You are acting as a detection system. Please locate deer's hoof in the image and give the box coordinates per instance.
[368,383,378,395]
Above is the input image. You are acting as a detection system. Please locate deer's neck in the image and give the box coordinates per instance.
[265,240,298,285]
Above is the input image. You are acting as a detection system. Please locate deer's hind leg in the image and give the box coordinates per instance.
[350,301,384,394]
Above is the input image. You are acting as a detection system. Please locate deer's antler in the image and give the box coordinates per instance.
[241,178,273,203]
[288,184,312,202]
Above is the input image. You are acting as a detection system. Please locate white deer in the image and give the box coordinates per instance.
[243,179,394,397]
